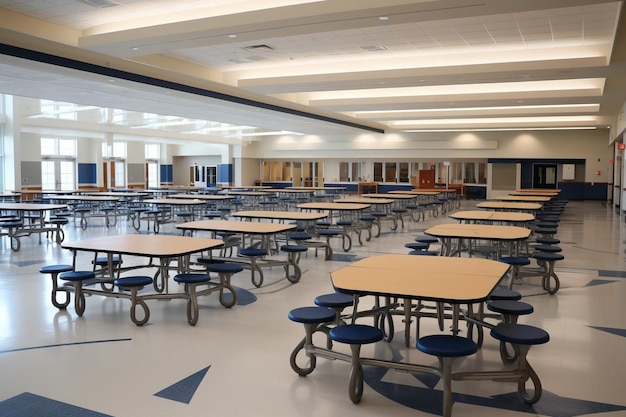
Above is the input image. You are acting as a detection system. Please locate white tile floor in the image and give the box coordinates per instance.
[1,199,626,417]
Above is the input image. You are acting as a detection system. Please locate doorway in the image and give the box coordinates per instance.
[532,164,557,189]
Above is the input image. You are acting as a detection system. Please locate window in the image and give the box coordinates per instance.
[112,142,126,158]
[464,163,476,183]
[114,161,125,188]
[40,137,77,190]
[339,162,361,182]
[147,162,158,188]
[145,144,159,159]
[373,162,383,182]
[41,137,77,157]
[399,162,409,183]
[40,100,79,121]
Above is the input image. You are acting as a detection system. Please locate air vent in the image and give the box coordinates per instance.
[360,45,387,52]
[243,44,275,52]
[82,0,119,8]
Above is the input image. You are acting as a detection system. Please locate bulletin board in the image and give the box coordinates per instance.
[562,164,575,180]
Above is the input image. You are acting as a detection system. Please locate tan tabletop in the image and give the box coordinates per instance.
[142,198,207,206]
[0,193,22,201]
[156,185,206,190]
[514,189,560,194]
[140,189,180,194]
[83,192,149,198]
[476,202,542,211]
[288,186,345,191]
[410,188,458,193]
[510,191,559,197]
[176,219,296,235]
[272,189,316,194]
[37,190,78,195]
[425,223,531,241]
[220,191,271,197]
[168,193,235,201]
[366,193,416,200]
[388,190,441,196]
[49,195,120,202]
[449,210,535,223]
[221,185,272,190]
[231,210,327,221]
[0,202,67,211]
[331,254,508,303]
[298,202,370,211]
[62,234,223,257]
[333,197,394,204]
[495,195,551,202]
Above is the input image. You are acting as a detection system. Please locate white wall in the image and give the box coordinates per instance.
[249,129,612,184]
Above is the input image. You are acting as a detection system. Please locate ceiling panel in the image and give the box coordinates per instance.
[0,0,625,141]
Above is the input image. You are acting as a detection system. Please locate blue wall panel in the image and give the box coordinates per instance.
[77,163,97,185]
[217,163,232,183]
[160,164,173,183]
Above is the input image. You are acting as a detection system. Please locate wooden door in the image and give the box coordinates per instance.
[417,169,435,188]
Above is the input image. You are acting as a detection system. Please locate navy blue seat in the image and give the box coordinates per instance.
[173,273,212,325]
[204,263,244,307]
[281,244,309,283]
[315,292,354,325]
[533,244,562,253]
[115,276,153,326]
[288,306,337,324]
[499,256,530,289]
[404,241,430,251]
[416,335,478,417]
[487,300,534,323]
[238,247,268,287]
[408,250,439,256]
[533,252,564,294]
[329,324,384,403]
[490,323,549,346]
[417,334,478,357]
[40,264,73,309]
[59,270,96,317]
[489,287,522,301]
[415,236,439,244]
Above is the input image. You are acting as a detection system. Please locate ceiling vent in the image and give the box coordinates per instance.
[242,44,275,52]
[82,0,119,8]
[360,45,387,52]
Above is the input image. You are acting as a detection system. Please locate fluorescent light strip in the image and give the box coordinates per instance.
[239,130,305,137]
[392,116,598,126]
[356,104,600,115]
[402,127,598,132]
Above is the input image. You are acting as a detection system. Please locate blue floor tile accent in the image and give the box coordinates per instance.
[0,338,132,355]
[598,270,626,278]
[588,326,626,338]
[362,335,626,417]
[363,366,626,417]
[0,392,112,417]
[154,366,210,404]
[584,279,619,287]
[13,259,44,267]
[218,286,256,306]
[332,253,358,262]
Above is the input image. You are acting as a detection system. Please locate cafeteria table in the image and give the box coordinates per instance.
[0,202,68,250]
[290,254,546,416]
[175,219,300,286]
[61,234,228,325]
[425,223,531,257]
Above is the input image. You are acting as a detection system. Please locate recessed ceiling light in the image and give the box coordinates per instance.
[228,34,237,38]
[131,47,139,51]
[360,45,387,52]
[83,0,119,8]
[379,16,389,21]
